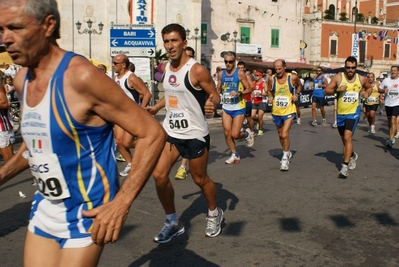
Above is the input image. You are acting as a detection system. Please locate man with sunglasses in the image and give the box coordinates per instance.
[378,65,399,147]
[217,51,253,164]
[325,56,372,178]
[267,59,302,171]
[113,53,153,177]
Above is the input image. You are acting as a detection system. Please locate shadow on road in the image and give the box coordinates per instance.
[0,202,30,237]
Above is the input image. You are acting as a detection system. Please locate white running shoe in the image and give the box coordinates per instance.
[395,131,399,139]
[321,119,327,126]
[297,118,301,125]
[332,122,338,128]
[369,126,375,134]
[311,120,318,126]
[246,129,255,147]
[225,153,240,164]
[119,163,131,177]
[338,164,349,178]
[348,152,358,170]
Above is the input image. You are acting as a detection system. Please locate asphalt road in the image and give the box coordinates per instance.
[1,106,398,267]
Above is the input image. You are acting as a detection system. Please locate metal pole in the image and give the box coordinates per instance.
[89,32,92,58]
[195,38,198,61]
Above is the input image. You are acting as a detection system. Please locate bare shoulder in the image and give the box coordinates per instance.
[13,67,29,92]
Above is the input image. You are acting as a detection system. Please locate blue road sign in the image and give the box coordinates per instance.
[110,29,155,39]
[110,38,155,48]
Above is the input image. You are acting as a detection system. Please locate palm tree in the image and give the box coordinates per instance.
[153,48,169,67]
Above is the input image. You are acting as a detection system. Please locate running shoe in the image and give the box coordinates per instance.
[395,131,399,139]
[175,167,188,180]
[369,126,376,134]
[116,154,126,162]
[246,129,255,147]
[153,220,185,243]
[119,163,131,177]
[258,129,264,136]
[338,164,349,178]
[348,152,358,170]
[225,153,240,164]
[297,118,301,125]
[332,122,338,128]
[311,120,318,126]
[321,119,327,126]
[386,138,395,148]
[280,158,289,171]
[205,208,224,238]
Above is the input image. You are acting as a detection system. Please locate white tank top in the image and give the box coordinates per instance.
[115,71,135,101]
[163,59,208,140]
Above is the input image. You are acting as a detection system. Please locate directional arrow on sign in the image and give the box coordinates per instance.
[111,39,119,47]
[148,30,155,38]
[147,49,154,56]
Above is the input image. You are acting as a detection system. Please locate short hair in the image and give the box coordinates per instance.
[316,67,323,71]
[223,51,236,59]
[97,64,107,72]
[237,60,245,67]
[367,72,375,78]
[216,66,222,71]
[16,0,61,39]
[122,57,130,69]
[274,59,287,67]
[391,65,399,71]
[161,23,186,41]
[186,46,195,56]
[345,56,358,66]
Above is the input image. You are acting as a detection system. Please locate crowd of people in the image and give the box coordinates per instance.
[0,0,398,266]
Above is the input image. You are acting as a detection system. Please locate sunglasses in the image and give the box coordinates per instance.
[224,60,235,64]
[345,66,357,70]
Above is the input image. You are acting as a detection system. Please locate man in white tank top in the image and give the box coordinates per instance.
[113,53,152,176]
[146,23,223,243]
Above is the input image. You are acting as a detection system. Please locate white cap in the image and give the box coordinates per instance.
[379,75,384,79]
[292,70,297,74]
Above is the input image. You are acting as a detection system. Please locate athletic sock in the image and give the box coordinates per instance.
[166,213,178,225]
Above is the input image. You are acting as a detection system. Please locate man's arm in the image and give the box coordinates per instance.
[238,69,252,95]
[267,76,274,104]
[127,74,152,107]
[325,74,341,95]
[378,80,387,94]
[360,76,373,98]
[65,57,166,245]
[192,63,220,106]
[0,83,9,109]
[216,71,222,95]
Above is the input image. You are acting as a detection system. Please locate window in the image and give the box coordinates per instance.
[359,40,366,63]
[240,26,250,44]
[330,40,337,55]
[201,23,207,45]
[329,32,339,56]
[384,43,390,58]
[272,0,278,2]
[271,29,279,48]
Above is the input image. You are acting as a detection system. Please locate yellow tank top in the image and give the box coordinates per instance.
[337,73,362,114]
[271,74,296,116]
[365,83,379,105]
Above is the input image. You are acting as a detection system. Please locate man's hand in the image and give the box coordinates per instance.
[205,94,215,116]
[292,94,299,102]
[82,199,130,245]
[145,106,158,115]
[337,85,348,92]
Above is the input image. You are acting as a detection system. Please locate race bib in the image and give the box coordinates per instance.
[275,96,289,108]
[29,153,70,200]
[367,96,377,104]
[222,93,238,105]
[168,110,191,132]
[342,92,358,104]
[388,90,399,97]
[254,90,262,97]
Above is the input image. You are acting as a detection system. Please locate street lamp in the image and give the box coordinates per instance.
[75,19,104,58]
[223,30,244,52]
[186,27,206,61]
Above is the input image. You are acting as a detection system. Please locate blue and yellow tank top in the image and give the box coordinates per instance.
[221,69,246,111]
[337,73,362,114]
[271,73,296,116]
